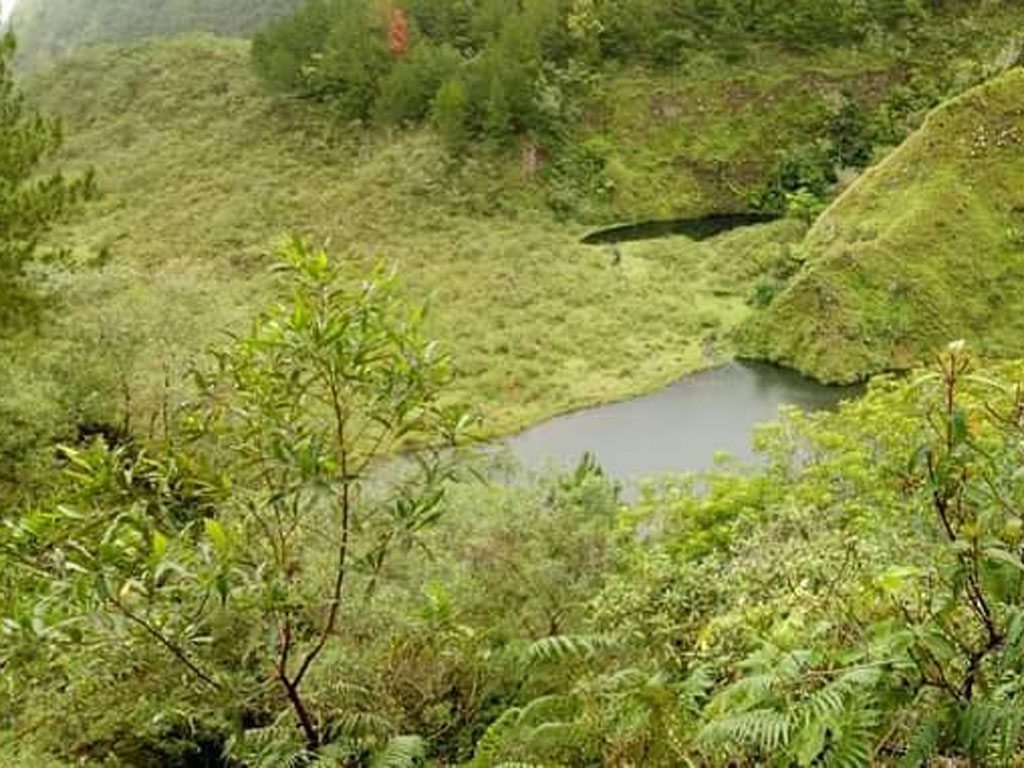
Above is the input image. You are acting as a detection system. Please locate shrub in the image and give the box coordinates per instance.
[376,42,462,126]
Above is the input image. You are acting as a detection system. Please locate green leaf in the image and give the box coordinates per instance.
[793,720,827,767]
[984,547,1024,571]
[151,530,167,561]
[204,519,229,559]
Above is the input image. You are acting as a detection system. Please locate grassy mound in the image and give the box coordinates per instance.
[740,68,1024,382]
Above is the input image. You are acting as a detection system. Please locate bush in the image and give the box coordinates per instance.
[433,77,472,150]
[376,43,462,126]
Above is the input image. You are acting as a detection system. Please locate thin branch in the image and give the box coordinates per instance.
[111,597,220,689]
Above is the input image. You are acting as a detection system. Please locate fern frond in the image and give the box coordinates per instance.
[526,633,617,663]
[993,704,1024,764]
[323,680,373,708]
[699,708,792,753]
[371,735,426,768]
[956,701,1024,763]
[679,665,714,715]
[523,721,582,752]
[471,707,522,767]
[707,672,780,713]
[285,751,316,768]
[518,694,576,726]
[901,713,941,768]
[820,705,878,768]
[804,684,845,722]
[834,666,883,689]
[330,710,395,740]
[590,667,649,693]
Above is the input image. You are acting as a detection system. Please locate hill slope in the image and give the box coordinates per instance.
[11,36,800,446]
[740,68,1024,382]
[9,0,302,66]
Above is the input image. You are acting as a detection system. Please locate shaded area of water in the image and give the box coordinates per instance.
[504,361,859,483]
[581,213,779,245]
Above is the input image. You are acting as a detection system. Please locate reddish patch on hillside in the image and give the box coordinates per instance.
[390,8,409,57]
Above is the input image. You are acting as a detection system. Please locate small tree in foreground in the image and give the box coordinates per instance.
[2,242,473,763]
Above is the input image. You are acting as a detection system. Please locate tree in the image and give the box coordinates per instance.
[433,77,471,150]
[192,241,473,753]
[2,242,473,761]
[0,29,93,326]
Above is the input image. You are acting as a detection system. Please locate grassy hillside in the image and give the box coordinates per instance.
[584,49,892,218]
[10,35,806,453]
[740,68,1024,382]
[8,0,302,67]
[12,3,1024,455]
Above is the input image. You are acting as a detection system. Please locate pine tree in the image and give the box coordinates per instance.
[0,29,93,326]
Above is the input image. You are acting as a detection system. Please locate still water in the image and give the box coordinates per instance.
[503,361,859,483]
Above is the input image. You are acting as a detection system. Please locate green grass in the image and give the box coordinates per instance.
[19,12,1023,447]
[740,68,1024,382]
[12,36,803,443]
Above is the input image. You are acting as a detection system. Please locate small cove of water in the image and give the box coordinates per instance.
[581,213,780,245]
[503,361,859,485]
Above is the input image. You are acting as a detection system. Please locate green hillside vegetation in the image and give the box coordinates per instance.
[12,1,1024,765]
[742,68,1024,382]
[250,0,1024,219]
[10,310,1024,763]
[3,35,810,484]
[8,0,304,67]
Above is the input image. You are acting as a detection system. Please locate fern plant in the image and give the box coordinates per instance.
[474,628,713,767]
[698,645,888,767]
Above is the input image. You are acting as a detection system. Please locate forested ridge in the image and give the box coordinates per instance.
[5,1,1024,765]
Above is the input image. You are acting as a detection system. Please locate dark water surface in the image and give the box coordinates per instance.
[581,213,779,245]
[504,362,859,483]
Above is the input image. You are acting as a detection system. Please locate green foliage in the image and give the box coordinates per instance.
[432,76,472,150]
[15,3,1024,765]
[474,346,1024,766]
[2,242,473,761]
[0,30,93,325]
[252,0,575,144]
[750,141,837,215]
[743,68,1024,383]
[376,43,462,126]
[249,0,967,150]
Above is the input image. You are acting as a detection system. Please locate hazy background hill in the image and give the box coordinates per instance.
[8,0,303,66]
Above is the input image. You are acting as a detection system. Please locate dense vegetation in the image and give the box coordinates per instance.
[251,0,935,143]
[741,68,1024,382]
[250,0,1022,219]
[7,0,1024,765]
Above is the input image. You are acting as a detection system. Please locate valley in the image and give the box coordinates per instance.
[5,2,1024,765]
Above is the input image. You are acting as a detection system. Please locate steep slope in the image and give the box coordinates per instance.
[9,0,302,66]
[741,69,1024,382]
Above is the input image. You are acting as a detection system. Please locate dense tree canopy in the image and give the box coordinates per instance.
[251,0,938,145]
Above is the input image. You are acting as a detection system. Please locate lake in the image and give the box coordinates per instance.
[503,361,859,484]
